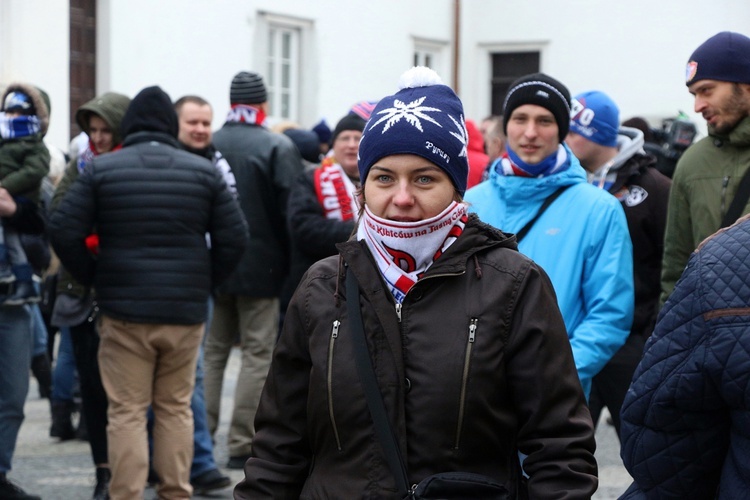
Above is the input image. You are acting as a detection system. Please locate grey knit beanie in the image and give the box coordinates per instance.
[230,71,267,105]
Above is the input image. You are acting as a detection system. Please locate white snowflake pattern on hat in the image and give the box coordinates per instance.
[368,96,442,134]
[447,113,468,159]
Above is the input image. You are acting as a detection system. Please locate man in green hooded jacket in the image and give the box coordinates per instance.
[661,31,750,303]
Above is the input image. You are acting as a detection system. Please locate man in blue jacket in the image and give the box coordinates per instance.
[465,73,633,399]
[620,213,750,498]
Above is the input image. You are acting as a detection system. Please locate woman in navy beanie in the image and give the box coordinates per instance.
[235,67,597,499]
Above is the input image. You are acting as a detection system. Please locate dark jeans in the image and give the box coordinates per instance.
[0,306,32,472]
[70,319,109,465]
[588,333,647,440]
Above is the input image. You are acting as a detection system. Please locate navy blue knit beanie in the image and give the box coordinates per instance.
[686,31,750,86]
[358,67,469,196]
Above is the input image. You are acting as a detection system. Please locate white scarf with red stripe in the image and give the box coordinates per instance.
[357,201,468,303]
[314,157,359,221]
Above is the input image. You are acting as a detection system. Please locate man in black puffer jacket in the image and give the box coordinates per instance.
[48,86,248,500]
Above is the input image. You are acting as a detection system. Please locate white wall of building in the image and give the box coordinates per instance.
[0,0,69,150]
[1,0,749,152]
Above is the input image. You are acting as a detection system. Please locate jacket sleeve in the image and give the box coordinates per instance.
[287,170,355,260]
[208,174,249,288]
[620,251,728,498]
[272,137,305,229]
[1,141,50,196]
[234,276,312,499]
[50,159,79,211]
[660,173,693,305]
[47,169,97,286]
[506,261,598,498]
[572,200,634,396]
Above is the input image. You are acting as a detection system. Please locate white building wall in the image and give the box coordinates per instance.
[0,1,69,150]
[460,0,750,137]
[1,0,750,151]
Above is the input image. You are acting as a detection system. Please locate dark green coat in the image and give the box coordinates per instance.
[0,82,51,202]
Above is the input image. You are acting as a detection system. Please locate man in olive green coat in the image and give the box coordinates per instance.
[661,31,750,303]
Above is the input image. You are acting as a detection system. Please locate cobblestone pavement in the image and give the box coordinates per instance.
[11,349,631,499]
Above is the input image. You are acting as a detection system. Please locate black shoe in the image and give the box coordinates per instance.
[226,454,251,470]
[30,353,52,399]
[93,467,111,500]
[191,468,232,494]
[50,400,77,441]
[0,473,41,500]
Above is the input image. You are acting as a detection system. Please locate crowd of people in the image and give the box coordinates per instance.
[1,29,749,499]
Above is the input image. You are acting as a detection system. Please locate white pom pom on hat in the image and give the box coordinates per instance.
[397,66,444,90]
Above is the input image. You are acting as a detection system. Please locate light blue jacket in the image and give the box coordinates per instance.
[465,148,634,397]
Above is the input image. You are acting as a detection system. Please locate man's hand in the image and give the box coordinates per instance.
[0,188,17,217]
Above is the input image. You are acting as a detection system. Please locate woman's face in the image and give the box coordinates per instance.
[88,114,114,154]
[363,154,456,221]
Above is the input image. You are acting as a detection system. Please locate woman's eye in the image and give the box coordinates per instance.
[377,175,392,182]
[416,176,432,184]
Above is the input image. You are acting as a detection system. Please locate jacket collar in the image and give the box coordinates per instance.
[122,131,181,149]
[710,115,750,147]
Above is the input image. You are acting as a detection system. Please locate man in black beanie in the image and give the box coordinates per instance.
[48,85,248,499]
[205,72,304,470]
[661,31,750,303]
[465,72,634,402]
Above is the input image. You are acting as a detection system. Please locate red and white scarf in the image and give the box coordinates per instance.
[357,201,468,303]
[314,156,359,221]
[225,104,267,126]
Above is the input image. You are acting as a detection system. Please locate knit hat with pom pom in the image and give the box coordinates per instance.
[357,66,469,195]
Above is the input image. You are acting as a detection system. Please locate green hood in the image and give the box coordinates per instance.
[75,92,131,147]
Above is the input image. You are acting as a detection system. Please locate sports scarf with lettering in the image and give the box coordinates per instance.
[314,156,359,221]
[497,144,569,177]
[225,104,267,126]
[357,201,468,303]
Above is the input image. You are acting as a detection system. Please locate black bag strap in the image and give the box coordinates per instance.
[721,168,750,228]
[345,268,411,496]
[515,185,571,243]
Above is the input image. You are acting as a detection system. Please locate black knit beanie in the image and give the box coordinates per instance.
[230,71,267,105]
[120,86,178,139]
[331,113,366,145]
[502,73,571,143]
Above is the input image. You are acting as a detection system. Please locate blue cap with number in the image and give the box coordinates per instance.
[569,90,619,147]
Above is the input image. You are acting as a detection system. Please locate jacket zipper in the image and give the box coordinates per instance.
[455,318,477,449]
[327,319,342,451]
[721,176,730,217]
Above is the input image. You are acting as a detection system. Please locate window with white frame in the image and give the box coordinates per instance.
[266,24,300,122]
[413,38,448,76]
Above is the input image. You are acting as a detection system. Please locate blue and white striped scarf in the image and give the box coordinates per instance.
[0,113,40,139]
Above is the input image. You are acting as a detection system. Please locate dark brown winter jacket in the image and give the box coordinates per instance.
[236,214,598,499]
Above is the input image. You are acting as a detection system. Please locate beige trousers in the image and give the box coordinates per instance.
[203,294,278,457]
[98,315,203,500]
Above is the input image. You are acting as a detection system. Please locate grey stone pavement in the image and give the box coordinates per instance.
[11,349,632,499]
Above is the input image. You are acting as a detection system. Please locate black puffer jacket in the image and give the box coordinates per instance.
[237,215,597,499]
[49,87,248,324]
